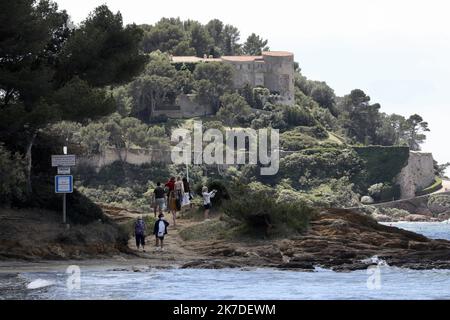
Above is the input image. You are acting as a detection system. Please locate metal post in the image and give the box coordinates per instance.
[63,193,67,224]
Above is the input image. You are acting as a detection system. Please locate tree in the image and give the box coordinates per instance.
[217,93,252,128]
[222,24,241,55]
[129,52,177,122]
[79,122,110,155]
[434,160,449,179]
[130,75,175,122]
[404,114,429,151]
[242,33,269,55]
[55,5,146,87]
[0,1,147,194]
[309,82,337,115]
[206,19,224,56]
[104,114,150,163]
[188,21,214,57]
[337,89,382,145]
[140,18,188,54]
[193,62,234,110]
[376,113,406,146]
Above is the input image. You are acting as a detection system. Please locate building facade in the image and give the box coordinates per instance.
[171,51,295,106]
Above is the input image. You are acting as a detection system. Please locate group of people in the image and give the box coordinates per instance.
[134,213,169,252]
[134,176,218,252]
[153,176,219,225]
[153,176,191,227]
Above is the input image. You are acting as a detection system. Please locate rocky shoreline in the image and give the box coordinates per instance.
[175,209,450,272]
[1,207,450,272]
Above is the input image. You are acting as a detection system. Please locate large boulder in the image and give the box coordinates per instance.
[361,196,374,204]
[427,194,450,214]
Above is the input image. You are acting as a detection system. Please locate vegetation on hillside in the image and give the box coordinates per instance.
[0,1,444,227]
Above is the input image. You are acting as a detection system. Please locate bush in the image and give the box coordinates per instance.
[283,105,316,127]
[194,179,230,207]
[17,176,107,225]
[0,144,26,204]
[353,146,409,189]
[278,147,363,189]
[280,130,318,151]
[223,185,315,238]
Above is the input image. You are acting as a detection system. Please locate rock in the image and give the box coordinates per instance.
[372,213,393,222]
[408,241,430,250]
[437,212,450,221]
[428,194,450,214]
[330,219,350,230]
[361,196,374,204]
[415,207,433,216]
[404,214,431,222]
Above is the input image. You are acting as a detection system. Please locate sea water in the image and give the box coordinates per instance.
[1,222,449,300]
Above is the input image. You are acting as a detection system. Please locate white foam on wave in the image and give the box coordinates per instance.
[361,255,388,266]
[26,279,55,290]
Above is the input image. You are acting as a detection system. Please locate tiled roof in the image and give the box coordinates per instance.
[171,56,221,63]
[221,56,263,62]
[262,51,293,57]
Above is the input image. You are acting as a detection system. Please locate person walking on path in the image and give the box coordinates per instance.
[134,216,146,252]
[165,177,177,227]
[182,177,192,209]
[174,176,184,213]
[153,213,169,251]
[153,182,166,218]
[202,186,217,220]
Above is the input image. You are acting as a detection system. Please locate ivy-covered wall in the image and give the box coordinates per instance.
[353,146,410,188]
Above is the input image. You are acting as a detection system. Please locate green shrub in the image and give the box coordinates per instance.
[353,146,409,189]
[194,179,230,207]
[283,105,316,127]
[18,176,107,225]
[0,144,26,204]
[223,185,315,238]
[280,130,318,151]
[278,147,363,189]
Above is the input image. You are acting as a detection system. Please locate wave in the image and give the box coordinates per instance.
[26,279,55,290]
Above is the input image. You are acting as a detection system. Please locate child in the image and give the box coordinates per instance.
[202,186,217,220]
[153,213,169,251]
[134,216,146,252]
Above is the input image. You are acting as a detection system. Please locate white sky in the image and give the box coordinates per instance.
[55,0,450,172]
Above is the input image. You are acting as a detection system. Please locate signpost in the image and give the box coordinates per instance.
[52,154,76,226]
[55,175,73,224]
[57,167,71,175]
[52,155,76,167]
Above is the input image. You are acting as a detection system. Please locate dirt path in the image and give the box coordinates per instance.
[125,213,210,267]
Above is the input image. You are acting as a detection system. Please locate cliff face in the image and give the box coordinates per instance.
[396,152,435,199]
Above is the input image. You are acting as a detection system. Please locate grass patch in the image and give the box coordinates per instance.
[179,218,233,241]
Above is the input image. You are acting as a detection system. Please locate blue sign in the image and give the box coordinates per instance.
[55,175,73,193]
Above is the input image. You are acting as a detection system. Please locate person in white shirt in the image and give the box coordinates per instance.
[202,186,217,220]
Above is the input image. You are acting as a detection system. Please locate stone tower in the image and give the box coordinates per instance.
[261,51,295,105]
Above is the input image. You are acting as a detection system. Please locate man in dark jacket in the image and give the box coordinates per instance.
[153,213,169,251]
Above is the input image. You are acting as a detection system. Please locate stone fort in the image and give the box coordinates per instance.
[153,51,295,118]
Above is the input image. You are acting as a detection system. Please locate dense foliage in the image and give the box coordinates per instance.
[223,183,315,237]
